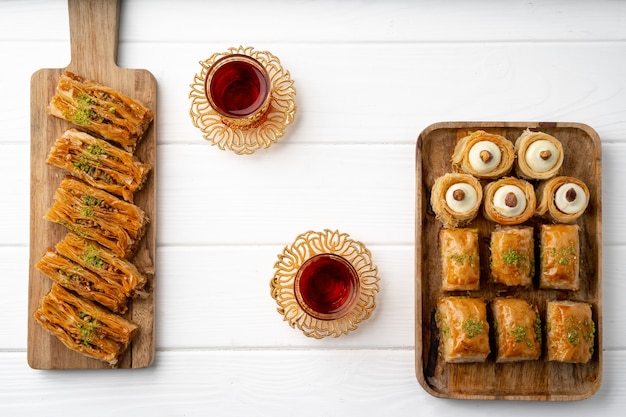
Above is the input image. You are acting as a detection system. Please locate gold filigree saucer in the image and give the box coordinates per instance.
[189,46,297,155]
[270,230,380,338]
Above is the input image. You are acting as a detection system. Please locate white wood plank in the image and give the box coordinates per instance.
[0,144,29,245]
[157,143,415,245]
[0,349,624,416]
[4,0,626,43]
[6,243,624,350]
[5,139,622,247]
[2,41,625,148]
[130,42,626,145]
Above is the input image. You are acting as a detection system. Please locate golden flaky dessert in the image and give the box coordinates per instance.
[430,173,483,228]
[451,130,515,179]
[439,228,480,291]
[536,176,590,224]
[514,129,564,180]
[546,300,595,363]
[539,224,580,290]
[33,284,139,366]
[436,296,490,363]
[36,233,148,314]
[490,226,535,287]
[44,176,149,259]
[47,71,154,152]
[46,128,151,202]
[491,297,542,362]
[483,177,536,225]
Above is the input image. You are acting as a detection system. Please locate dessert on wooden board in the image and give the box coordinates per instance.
[421,125,599,399]
[33,72,154,366]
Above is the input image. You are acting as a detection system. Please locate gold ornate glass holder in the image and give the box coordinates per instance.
[189,46,297,155]
[270,229,380,338]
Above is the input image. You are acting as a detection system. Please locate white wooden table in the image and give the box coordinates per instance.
[1,0,625,415]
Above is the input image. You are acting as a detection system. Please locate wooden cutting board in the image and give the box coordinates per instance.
[415,121,602,400]
[28,0,157,369]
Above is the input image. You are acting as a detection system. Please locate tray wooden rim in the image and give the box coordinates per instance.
[415,121,603,401]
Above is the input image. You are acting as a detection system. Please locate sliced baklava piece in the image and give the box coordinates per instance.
[436,296,490,363]
[440,228,480,291]
[44,176,149,259]
[33,284,139,366]
[46,128,151,202]
[546,300,595,363]
[36,248,132,314]
[47,71,154,152]
[514,129,564,180]
[55,233,148,298]
[491,297,542,362]
[451,130,515,179]
[539,224,580,290]
[490,226,534,287]
[430,173,483,228]
[483,177,536,225]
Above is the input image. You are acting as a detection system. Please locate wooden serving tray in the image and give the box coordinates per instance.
[415,122,602,401]
[28,0,157,369]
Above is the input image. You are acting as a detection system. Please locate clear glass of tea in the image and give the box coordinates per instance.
[294,253,360,321]
[204,54,272,128]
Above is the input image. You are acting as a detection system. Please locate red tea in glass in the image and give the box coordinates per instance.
[295,254,360,320]
[205,54,271,124]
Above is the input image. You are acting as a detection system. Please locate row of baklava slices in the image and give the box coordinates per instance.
[32,71,154,366]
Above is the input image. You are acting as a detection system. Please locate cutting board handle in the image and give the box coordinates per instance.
[66,0,120,78]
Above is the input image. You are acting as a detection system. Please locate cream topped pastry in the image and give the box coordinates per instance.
[525,139,560,173]
[554,182,587,214]
[445,182,479,214]
[493,185,527,217]
[468,140,502,174]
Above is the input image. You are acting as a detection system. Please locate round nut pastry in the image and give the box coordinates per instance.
[536,176,589,223]
[451,130,515,179]
[514,129,564,180]
[483,177,536,225]
[430,173,483,228]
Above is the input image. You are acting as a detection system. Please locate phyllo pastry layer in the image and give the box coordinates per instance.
[514,129,564,180]
[36,233,149,314]
[33,284,139,366]
[539,224,580,291]
[436,296,490,363]
[491,297,542,362]
[451,130,515,179]
[44,176,149,259]
[490,226,535,287]
[430,173,483,228]
[546,300,595,363]
[47,71,153,153]
[440,228,480,291]
[46,128,151,202]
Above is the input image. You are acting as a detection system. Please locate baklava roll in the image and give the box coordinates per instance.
[490,226,534,287]
[536,176,590,224]
[483,177,536,225]
[436,296,490,363]
[440,228,480,291]
[33,284,139,366]
[451,130,515,179]
[546,300,595,363]
[491,298,542,362]
[514,129,564,180]
[47,71,154,153]
[430,173,483,228]
[539,224,580,290]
